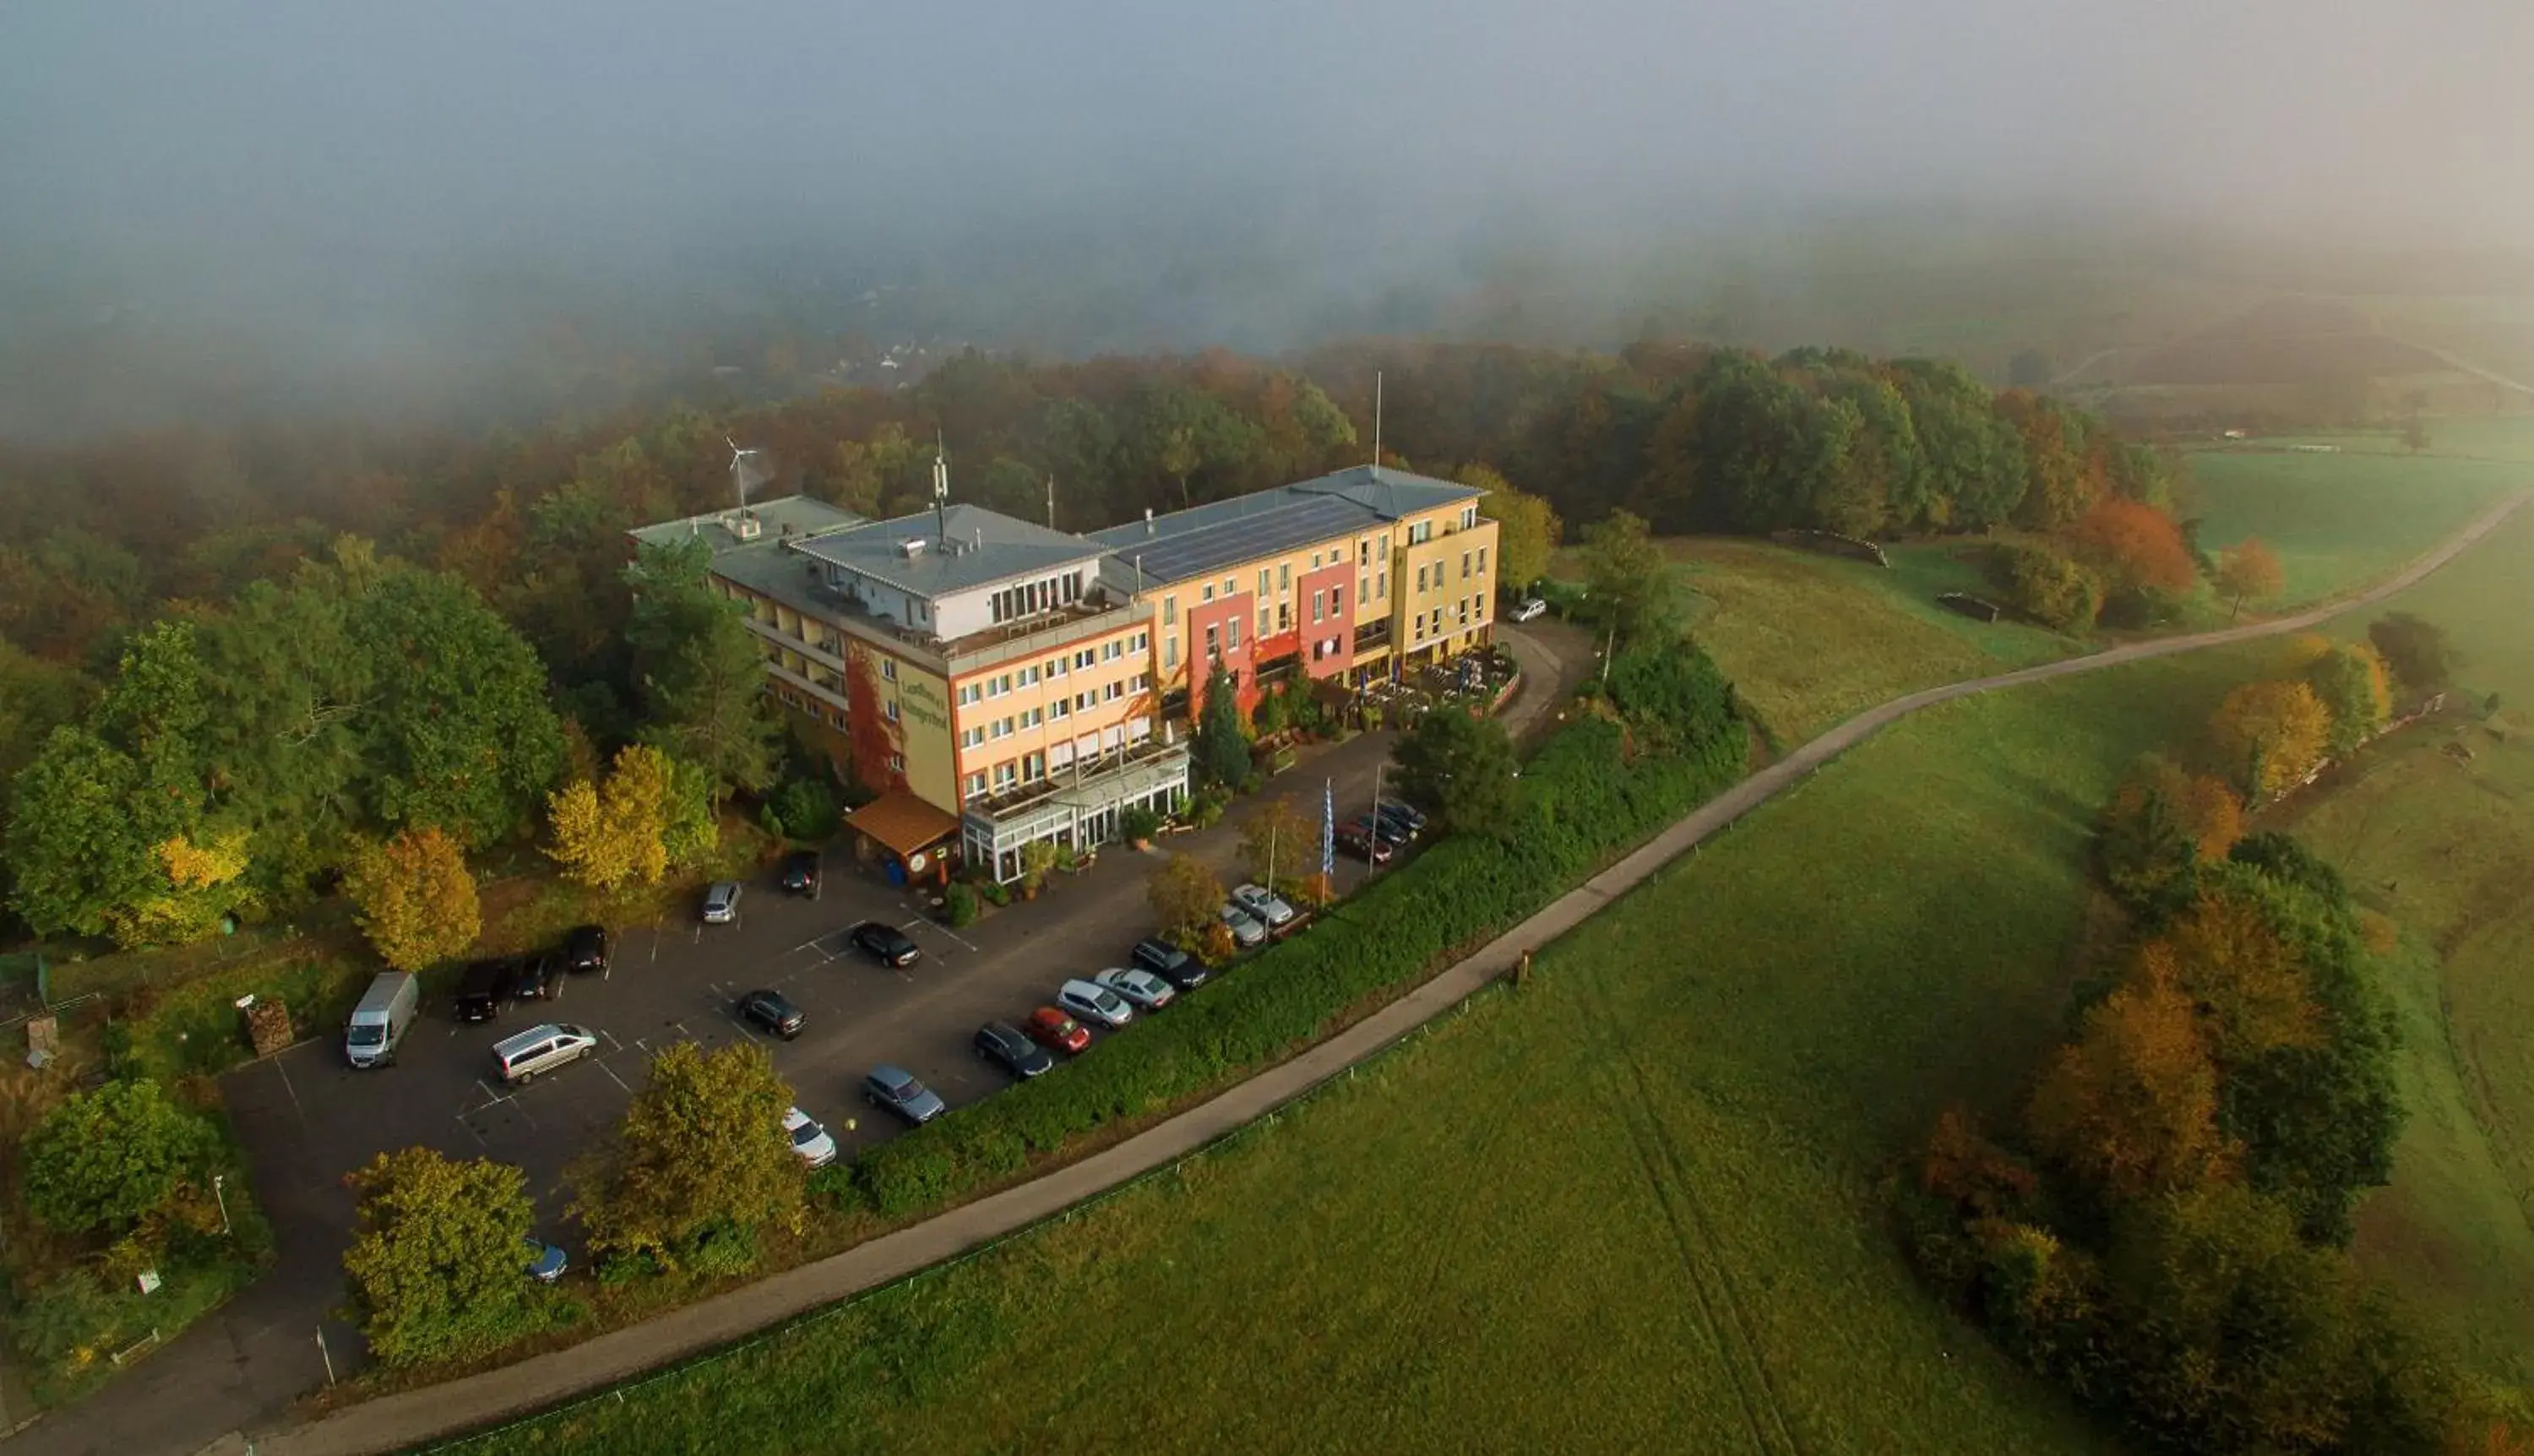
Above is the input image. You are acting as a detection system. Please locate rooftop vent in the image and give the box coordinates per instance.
[1145,506,1155,536]
[899,539,927,560]
[727,512,763,541]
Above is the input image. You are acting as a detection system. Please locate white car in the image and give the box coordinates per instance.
[1231,883,1297,929]
[783,1106,836,1170]
[1510,596,1548,623]
[1094,968,1175,1013]
[1057,978,1134,1030]
[700,881,742,924]
[1219,902,1268,949]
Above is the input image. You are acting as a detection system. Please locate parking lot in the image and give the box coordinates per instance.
[207,731,1395,1383]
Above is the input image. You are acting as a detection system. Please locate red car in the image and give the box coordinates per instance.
[1025,1006,1092,1056]
[1335,823,1395,865]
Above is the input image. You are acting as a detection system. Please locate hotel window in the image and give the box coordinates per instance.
[880,658,898,682]
[1165,635,1179,669]
[1377,570,1387,597]
[1258,568,1270,599]
[1076,648,1095,670]
[884,701,900,723]
[994,762,1018,790]
[1312,591,1324,624]
[1201,584,1215,603]
[888,752,905,773]
[1205,625,1221,658]
[1163,595,1177,626]
[1105,681,1125,702]
[1024,751,1045,780]
[1359,539,1372,568]
[965,771,987,798]
[1132,671,1151,691]
[1226,617,1242,649]
[1277,602,1291,632]
[1278,563,1290,591]
[1077,691,1095,711]
[1103,640,1123,662]
[1259,608,1270,638]
[1414,611,1426,638]
[961,726,985,748]
[986,676,1004,699]
[1051,697,1071,720]
[958,683,982,706]
[1357,578,1370,606]
[1223,576,1236,597]
[1416,565,1428,592]
[1020,665,1039,687]
[1410,520,1433,545]
[1024,707,1043,728]
[1461,551,1471,580]
[1310,551,1322,570]
[1132,631,1148,651]
[1477,546,1487,577]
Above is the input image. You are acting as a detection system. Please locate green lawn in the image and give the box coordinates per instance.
[2183,432,2530,605]
[2270,502,2534,1382]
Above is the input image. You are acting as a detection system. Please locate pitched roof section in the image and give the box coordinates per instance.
[1087,465,1480,585]
[792,503,1108,598]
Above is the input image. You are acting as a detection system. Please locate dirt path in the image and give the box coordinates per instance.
[204,491,2528,1456]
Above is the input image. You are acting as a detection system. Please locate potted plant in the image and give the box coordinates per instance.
[1019,840,1059,899]
[1121,804,1163,850]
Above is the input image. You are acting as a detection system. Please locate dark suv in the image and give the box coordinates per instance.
[736,989,806,1040]
[778,850,821,898]
[848,921,922,968]
[508,953,563,1004]
[453,959,512,1023]
[974,1020,1055,1078]
[1131,937,1208,991]
[562,924,609,975]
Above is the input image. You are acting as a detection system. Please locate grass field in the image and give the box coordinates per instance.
[457,639,2311,1456]
[2270,502,2534,1382]
[2182,443,2526,606]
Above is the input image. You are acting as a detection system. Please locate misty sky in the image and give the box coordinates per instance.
[3,0,2531,424]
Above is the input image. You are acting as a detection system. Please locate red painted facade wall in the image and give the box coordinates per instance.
[1184,590,1257,717]
[1295,560,1355,679]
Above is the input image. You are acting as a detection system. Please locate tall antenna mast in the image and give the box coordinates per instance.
[1372,370,1384,475]
[1046,473,1057,530]
[931,430,950,547]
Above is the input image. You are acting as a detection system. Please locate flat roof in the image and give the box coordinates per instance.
[628,496,863,556]
[1087,465,1481,585]
[793,503,1107,599]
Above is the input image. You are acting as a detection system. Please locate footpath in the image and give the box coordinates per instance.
[193,492,2528,1456]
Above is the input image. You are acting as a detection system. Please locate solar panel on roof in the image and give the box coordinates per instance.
[1121,494,1372,583]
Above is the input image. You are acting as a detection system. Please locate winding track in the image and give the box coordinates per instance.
[209,491,2527,1456]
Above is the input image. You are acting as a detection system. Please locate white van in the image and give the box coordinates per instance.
[344,972,420,1068]
[492,1023,601,1084]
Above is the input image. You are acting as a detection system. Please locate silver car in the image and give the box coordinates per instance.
[1094,967,1175,1013]
[1057,977,1135,1030]
[1231,883,1296,929]
[784,1106,837,1169]
[701,881,742,924]
[863,1065,946,1125]
[1219,902,1267,949]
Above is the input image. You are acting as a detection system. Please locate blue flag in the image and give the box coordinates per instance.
[1322,776,1335,878]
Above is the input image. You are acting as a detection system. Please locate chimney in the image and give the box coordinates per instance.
[974,527,983,552]
[1145,507,1155,536]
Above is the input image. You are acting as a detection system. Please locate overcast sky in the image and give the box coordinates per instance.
[3,0,2529,421]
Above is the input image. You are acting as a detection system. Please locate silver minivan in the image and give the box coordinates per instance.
[492,1023,600,1084]
[344,971,420,1068]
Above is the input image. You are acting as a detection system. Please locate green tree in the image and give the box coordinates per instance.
[1888,357,2027,528]
[0,636,90,788]
[1146,854,1225,943]
[348,566,566,849]
[1460,464,1562,592]
[572,1040,803,1270]
[1390,707,1520,839]
[625,539,783,803]
[1602,642,1742,758]
[3,725,156,937]
[1577,508,1674,648]
[343,1148,540,1369]
[345,825,481,971]
[1996,545,2103,631]
[1194,663,1250,789]
[23,1079,216,1235]
[1239,795,1318,891]
[2304,643,2392,755]
[1999,390,2098,531]
[2367,611,2455,698]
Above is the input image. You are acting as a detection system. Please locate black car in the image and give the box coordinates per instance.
[778,850,822,899]
[453,959,512,1023]
[562,923,609,975]
[1131,937,1208,991]
[973,1020,1055,1078]
[736,989,805,1040]
[847,921,922,968]
[509,953,564,1004]
[1351,812,1411,850]
[1373,801,1427,839]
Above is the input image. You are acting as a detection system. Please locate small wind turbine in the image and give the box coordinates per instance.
[726,436,767,512]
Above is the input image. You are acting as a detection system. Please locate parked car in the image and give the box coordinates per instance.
[453,959,513,1024]
[974,1020,1055,1078]
[1095,968,1175,1013]
[1057,978,1134,1030]
[524,1236,569,1284]
[1230,883,1297,929]
[736,988,805,1040]
[343,971,419,1069]
[1131,937,1208,991]
[848,921,922,968]
[562,923,609,975]
[1373,800,1427,838]
[701,881,743,924]
[863,1064,947,1125]
[1350,812,1411,851]
[783,1106,837,1169]
[778,850,821,898]
[491,1023,600,1084]
[1218,902,1268,950]
[1510,595,1549,622]
[1024,1007,1092,1056]
[508,952,564,1004]
[1336,823,1395,864]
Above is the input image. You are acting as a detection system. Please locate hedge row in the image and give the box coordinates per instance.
[850,650,1748,1220]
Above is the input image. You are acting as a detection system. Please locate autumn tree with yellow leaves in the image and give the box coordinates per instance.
[345,825,480,971]
[2208,679,2335,801]
[546,744,677,892]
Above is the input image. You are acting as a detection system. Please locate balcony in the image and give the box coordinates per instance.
[1351,620,1393,653]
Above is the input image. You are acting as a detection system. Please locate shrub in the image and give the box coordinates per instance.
[1993,544,2104,631]
[944,883,980,929]
[1120,804,1164,843]
[768,777,840,842]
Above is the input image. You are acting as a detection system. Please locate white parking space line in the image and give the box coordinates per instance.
[909,916,976,953]
[600,1029,624,1052]
[597,1059,632,1093]
[454,1113,488,1148]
